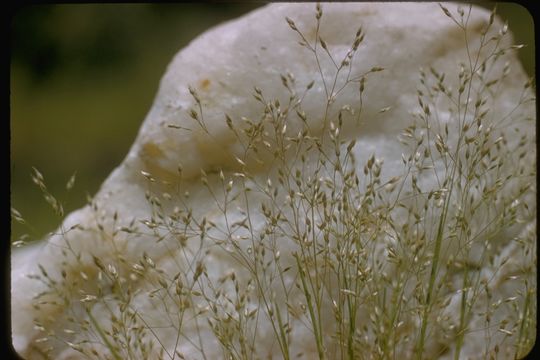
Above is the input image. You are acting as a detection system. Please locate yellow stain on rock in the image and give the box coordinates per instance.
[200,78,211,91]
[142,142,165,159]
[139,141,177,183]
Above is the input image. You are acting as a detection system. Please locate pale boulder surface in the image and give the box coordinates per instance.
[12,3,535,359]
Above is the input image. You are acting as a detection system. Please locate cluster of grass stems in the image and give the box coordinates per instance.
[13,3,535,360]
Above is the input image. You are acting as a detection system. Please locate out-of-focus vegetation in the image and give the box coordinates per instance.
[10,3,262,242]
[10,3,534,243]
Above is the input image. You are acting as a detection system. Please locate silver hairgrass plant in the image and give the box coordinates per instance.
[12,3,535,360]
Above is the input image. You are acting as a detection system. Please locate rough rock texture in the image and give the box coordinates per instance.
[12,3,535,359]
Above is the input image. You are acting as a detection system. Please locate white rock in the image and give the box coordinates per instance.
[12,3,535,359]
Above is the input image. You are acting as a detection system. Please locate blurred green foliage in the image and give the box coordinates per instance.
[10,3,262,242]
[10,3,534,243]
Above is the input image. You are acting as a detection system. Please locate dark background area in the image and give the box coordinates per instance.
[10,3,262,243]
[10,3,534,243]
